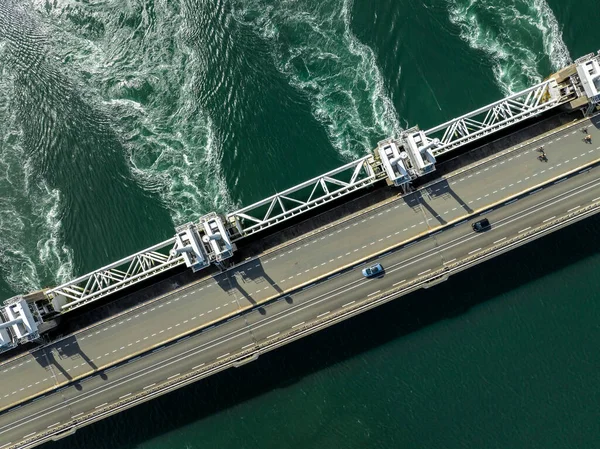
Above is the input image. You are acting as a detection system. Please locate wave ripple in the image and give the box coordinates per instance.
[447,0,571,94]
[232,0,401,158]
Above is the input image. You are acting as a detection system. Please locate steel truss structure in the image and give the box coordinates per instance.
[227,156,379,239]
[424,80,565,156]
[21,57,597,320]
[49,238,184,313]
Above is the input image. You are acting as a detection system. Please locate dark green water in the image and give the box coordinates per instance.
[1,0,600,447]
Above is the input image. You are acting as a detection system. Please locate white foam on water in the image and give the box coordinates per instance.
[0,77,74,294]
[447,0,571,94]
[232,0,401,159]
[32,0,235,225]
[0,2,74,295]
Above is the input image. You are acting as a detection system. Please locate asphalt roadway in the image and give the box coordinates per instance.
[4,141,600,448]
[1,118,600,407]
[1,117,600,446]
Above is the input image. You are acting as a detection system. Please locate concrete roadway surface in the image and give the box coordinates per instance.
[3,151,600,448]
[1,116,600,412]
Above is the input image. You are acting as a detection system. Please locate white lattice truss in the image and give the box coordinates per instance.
[228,156,378,239]
[49,238,184,313]
[425,80,565,156]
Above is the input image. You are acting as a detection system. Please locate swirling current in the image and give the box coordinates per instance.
[1,0,600,448]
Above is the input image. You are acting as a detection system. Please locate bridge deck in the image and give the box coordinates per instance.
[4,127,600,447]
[1,114,599,416]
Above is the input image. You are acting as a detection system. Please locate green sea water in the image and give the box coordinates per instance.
[1,0,600,447]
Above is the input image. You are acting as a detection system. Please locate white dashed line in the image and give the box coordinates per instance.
[468,248,482,255]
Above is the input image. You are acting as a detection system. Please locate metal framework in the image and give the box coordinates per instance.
[19,56,600,323]
[227,156,379,239]
[49,238,184,313]
[424,79,564,156]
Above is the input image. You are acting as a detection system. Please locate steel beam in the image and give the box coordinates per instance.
[227,156,379,239]
[425,80,565,156]
[49,238,184,313]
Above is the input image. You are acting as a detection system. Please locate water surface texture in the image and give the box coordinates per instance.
[1,0,600,447]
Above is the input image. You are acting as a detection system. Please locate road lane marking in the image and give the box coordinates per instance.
[217,353,231,359]
[317,311,330,318]
[23,432,36,438]
[567,206,580,212]
[493,238,507,244]
[47,422,60,429]
[292,322,305,329]
[192,364,205,370]
[71,413,83,419]
[6,172,600,435]
[342,300,356,307]
[95,403,108,409]
[392,280,406,286]
[167,374,181,380]
[518,227,531,233]
[143,383,156,390]
[242,343,255,350]
[367,290,381,297]
[418,269,431,275]
[119,393,131,399]
[543,216,556,223]
[266,333,280,339]
[468,248,482,255]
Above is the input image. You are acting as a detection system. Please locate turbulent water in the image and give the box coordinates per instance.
[447,0,571,93]
[1,0,600,447]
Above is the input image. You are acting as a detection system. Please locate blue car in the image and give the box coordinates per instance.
[362,263,383,278]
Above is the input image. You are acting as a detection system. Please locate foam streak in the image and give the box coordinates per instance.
[447,0,571,94]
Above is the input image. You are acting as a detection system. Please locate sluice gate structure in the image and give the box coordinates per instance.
[1,50,600,449]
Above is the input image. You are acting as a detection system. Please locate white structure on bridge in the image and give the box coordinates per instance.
[0,296,39,352]
[576,51,600,115]
[3,50,600,351]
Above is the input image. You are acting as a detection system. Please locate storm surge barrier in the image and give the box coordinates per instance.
[2,50,600,352]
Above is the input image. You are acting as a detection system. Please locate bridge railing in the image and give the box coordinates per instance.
[226,156,380,239]
[48,238,183,313]
[425,79,565,156]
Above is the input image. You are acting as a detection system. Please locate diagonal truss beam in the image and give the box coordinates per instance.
[425,79,566,156]
[48,238,184,313]
[227,156,379,239]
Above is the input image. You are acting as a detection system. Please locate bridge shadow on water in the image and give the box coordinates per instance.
[45,211,600,449]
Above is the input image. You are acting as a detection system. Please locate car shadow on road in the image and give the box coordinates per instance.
[213,259,283,307]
